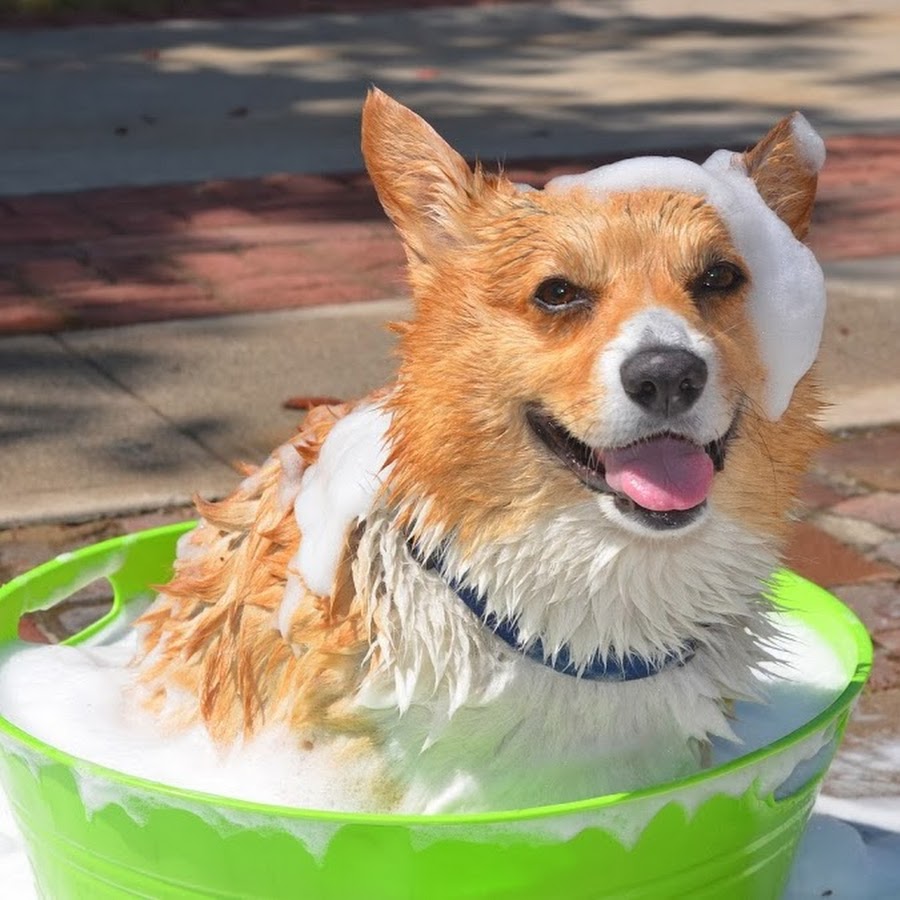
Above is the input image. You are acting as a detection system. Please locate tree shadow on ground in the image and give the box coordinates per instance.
[0,338,233,480]
[0,3,889,191]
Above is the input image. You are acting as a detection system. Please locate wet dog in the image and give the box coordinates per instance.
[133,90,827,813]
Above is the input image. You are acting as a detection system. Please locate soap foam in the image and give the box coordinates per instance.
[290,402,391,597]
[546,135,827,420]
[789,112,827,173]
[784,812,900,899]
[710,615,847,765]
[0,615,846,817]
[0,634,385,824]
[0,789,35,898]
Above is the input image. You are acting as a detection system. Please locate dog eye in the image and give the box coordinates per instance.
[694,262,745,294]
[534,278,587,311]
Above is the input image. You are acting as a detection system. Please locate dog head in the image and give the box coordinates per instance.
[362,90,826,550]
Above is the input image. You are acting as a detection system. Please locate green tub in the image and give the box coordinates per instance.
[0,524,872,899]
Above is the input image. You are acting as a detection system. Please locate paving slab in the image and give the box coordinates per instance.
[0,300,405,526]
[1,0,898,195]
[59,298,404,463]
[818,269,900,431]
[825,688,900,798]
[0,333,235,526]
[815,427,900,494]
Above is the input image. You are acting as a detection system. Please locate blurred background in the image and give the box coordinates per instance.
[0,0,898,842]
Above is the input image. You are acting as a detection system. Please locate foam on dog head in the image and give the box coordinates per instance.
[546,138,826,421]
[787,112,826,173]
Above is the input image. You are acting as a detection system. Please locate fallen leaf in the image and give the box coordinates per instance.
[283,395,344,411]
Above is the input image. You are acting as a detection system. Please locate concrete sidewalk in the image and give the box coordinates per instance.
[0,300,404,526]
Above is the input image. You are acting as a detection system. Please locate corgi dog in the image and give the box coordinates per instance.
[132,90,827,814]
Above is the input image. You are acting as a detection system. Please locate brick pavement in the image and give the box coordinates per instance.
[789,427,900,690]
[1,134,899,336]
[788,425,900,796]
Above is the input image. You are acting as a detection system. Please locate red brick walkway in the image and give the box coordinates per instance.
[2,134,899,336]
[790,427,900,691]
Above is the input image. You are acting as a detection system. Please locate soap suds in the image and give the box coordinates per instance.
[710,616,846,764]
[0,616,847,820]
[0,633,384,824]
[276,444,305,512]
[788,111,827,173]
[275,573,304,642]
[290,402,391,597]
[0,790,34,898]
[784,813,900,899]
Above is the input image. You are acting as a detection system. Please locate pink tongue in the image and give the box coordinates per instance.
[603,437,714,512]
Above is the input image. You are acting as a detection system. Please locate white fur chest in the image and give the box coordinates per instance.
[350,507,778,814]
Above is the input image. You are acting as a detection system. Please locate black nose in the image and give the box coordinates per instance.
[620,347,708,416]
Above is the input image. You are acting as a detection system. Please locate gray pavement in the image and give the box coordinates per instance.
[1,299,404,526]
[1,0,899,195]
[819,259,900,432]
[0,6,897,891]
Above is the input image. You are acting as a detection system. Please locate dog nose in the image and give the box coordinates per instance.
[620,347,708,415]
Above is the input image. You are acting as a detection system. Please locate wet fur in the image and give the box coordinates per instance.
[132,91,825,812]
[134,403,371,743]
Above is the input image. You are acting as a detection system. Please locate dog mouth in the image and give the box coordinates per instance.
[525,405,739,531]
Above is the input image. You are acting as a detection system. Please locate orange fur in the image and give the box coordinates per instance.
[133,400,379,746]
[744,115,819,240]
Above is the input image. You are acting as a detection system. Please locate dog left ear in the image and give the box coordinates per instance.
[361,88,474,263]
[743,113,825,240]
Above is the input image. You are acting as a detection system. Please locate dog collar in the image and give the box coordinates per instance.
[409,541,696,682]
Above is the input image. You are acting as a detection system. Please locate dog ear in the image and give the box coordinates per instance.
[361,88,473,260]
[743,113,824,240]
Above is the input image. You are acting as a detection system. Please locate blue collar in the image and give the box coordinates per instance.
[410,542,695,682]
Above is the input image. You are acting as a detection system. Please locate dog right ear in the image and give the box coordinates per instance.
[361,88,474,262]
[743,112,825,241]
